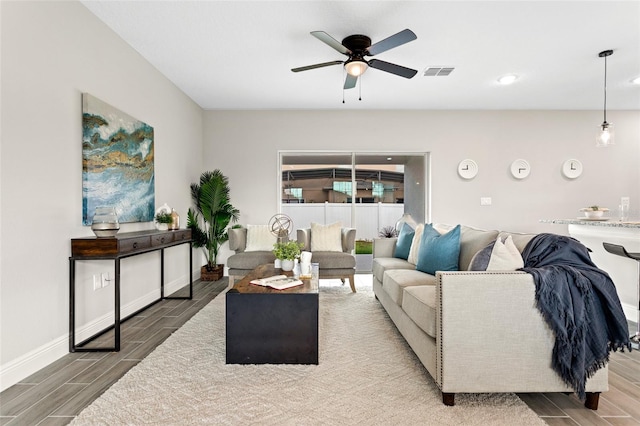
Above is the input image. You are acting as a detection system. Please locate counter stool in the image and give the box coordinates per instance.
[603,242,640,349]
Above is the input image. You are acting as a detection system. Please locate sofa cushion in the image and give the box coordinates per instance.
[310,251,355,269]
[311,222,343,252]
[407,223,425,265]
[383,269,436,305]
[469,235,524,271]
[227,251,275,269]
[433,224,499,271]
[469,241,495,271]
[487,235,524,270]
[245,224,276,252]
[402,285,437,338]
[394,223,415,260]
[416,224,461,275]
[372,257,414,283]
[498,231,537,253]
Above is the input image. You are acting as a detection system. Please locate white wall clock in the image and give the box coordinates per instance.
[510,159,531,179]
[562,159,583,179]
[457,159,478,179]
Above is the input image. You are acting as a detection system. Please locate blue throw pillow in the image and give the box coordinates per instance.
[416,224,461,275]
[394,223,415,260]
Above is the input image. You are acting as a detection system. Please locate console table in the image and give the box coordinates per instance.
[69,229,192,352]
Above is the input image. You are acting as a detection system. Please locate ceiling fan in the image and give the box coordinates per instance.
[292,29,418,90]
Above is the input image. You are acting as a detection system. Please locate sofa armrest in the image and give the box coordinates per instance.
[228,227,247,252]
[373,238,397,258]
[342,228,356,253]
[297,228,311,251]
[436,271,557,391]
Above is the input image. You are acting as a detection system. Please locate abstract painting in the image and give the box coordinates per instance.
[82,93,154,225]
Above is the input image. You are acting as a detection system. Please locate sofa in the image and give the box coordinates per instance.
[297,225,357,292]
[372,224,608,408]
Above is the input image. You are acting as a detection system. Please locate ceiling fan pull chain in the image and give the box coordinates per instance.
[342,68,346,104]
[359,76,362,101]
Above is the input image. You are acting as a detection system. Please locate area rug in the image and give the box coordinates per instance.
[71,284,545,425]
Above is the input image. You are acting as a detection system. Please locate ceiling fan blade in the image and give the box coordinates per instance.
[311,31,351,55]
[291,60,343,73]
[344,74,358,89]
[368,59,417,79]
[367,29,417,56]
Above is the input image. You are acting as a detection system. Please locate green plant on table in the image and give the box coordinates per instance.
[154,212,173,224]
[272,240,303,260]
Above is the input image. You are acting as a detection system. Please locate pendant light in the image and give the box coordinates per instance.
[596,50,614,147]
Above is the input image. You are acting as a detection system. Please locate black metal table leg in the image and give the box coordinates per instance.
[161,248,165,298]
[115,258,121,351]
[69,258,75,352]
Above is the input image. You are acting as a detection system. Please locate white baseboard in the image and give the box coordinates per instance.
[0,274,192,392]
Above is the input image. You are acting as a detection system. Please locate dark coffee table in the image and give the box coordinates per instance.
[225,264,319,364]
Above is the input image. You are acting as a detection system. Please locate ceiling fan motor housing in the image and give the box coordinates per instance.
[342,34,372,55]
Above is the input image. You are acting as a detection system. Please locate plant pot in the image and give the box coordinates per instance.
[281,259,294,271]
[201,264,224,281]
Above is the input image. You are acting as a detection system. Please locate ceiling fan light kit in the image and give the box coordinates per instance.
[345,59,368,77]
[292,29,418,99]
[596,49,615,147]
[497,74,518,85]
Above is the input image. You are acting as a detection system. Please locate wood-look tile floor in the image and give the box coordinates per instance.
[1,276,638,426]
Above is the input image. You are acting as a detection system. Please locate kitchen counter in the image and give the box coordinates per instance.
[541,219,639,322]
[540,218,640,229]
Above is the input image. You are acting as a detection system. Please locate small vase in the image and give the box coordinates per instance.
[281,259,294,271]
[274,258,282,269]
[91,207,119,238]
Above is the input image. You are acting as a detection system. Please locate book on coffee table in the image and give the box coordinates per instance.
[250,275,304,290]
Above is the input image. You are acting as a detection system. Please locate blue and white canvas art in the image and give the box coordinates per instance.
[82,93,155,225]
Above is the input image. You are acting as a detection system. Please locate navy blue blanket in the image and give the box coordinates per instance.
[520,233,631,399]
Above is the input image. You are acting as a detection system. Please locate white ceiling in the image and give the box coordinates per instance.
[81,1,640,111]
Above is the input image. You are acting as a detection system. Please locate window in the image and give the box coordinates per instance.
[332,181,352,197]
[279,151,429,240]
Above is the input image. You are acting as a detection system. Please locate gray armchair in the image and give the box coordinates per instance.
[297,227,357,292]
[227,227,276,285]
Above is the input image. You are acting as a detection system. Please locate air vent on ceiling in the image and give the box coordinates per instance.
[423,67,455,77]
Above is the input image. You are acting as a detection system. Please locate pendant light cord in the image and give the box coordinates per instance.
[603,54,608,123]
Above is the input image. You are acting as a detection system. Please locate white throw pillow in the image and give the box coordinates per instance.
[244,224,276,252]
[407,223,425,265]
[486,235,524,270]
[310,222,343,252]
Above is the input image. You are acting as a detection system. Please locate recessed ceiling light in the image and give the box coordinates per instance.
[387,157,392,161]
[632,76,640,85]
[497,74,518,85]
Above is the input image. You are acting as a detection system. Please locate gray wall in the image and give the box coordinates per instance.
[1,1,203,389]
[203,110,639,238]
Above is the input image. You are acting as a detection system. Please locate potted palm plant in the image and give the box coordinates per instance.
[187,170,240,281]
